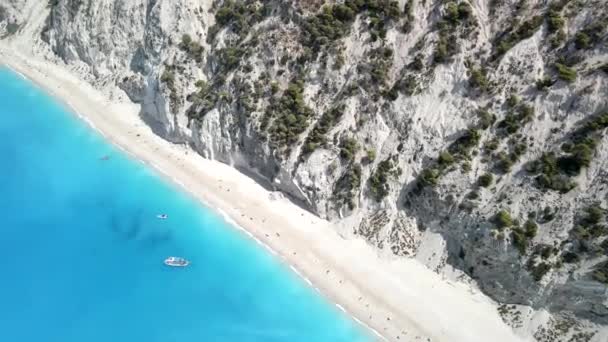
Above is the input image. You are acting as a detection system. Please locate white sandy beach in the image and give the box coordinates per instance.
[0,42,528,341]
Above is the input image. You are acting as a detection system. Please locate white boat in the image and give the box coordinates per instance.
[164,256,189,267]
[157,214,168,219]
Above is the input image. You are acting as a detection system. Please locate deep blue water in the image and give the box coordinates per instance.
[0,68,370,342]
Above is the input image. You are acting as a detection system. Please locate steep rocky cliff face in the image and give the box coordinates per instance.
[3,0,608,338]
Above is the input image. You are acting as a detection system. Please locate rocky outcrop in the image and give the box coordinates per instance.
[0,0,27,37]
[4,0,608,337]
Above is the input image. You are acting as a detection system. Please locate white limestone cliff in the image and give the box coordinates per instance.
[2,0,607,339]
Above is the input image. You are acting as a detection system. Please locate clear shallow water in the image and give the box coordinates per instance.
[0,68,370,342]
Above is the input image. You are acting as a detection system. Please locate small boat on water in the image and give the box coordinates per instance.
[164,256,189,267]
[157,214,168,219]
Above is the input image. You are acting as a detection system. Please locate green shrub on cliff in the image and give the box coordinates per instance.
[266,81,314,154]
[478,173,494,187]
[369,157,401,202]
[494,210,514,229]
[301,106,344,157]
[555,63,577,82]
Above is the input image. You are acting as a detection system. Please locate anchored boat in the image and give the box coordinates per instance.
[164,256,189,267]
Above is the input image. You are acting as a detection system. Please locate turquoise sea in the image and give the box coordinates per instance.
[0,68,370,342]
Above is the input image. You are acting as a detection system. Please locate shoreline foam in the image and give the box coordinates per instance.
[0,43,527,342]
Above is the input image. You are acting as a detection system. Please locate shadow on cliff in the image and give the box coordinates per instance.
[394,167,544,307]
